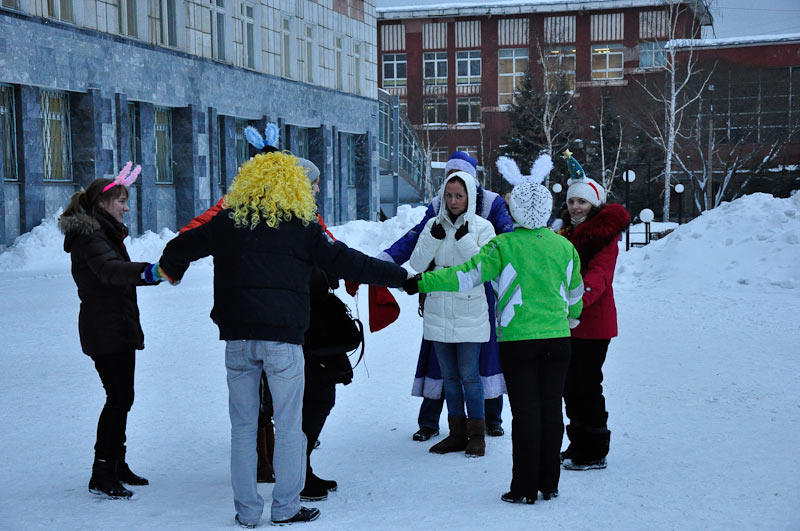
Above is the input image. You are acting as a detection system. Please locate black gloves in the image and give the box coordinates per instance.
[455,221,469,240]
[403,273,422,295]
[430,221,446,240]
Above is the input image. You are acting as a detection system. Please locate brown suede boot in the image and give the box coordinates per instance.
[429,416,467,454]
[465,418,486,457]
[257,423,275,483]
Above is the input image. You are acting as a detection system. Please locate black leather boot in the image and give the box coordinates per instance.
[89,458,133,498]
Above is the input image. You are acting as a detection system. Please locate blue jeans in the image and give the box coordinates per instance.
[225,340,307,525]
[432,342,484,419]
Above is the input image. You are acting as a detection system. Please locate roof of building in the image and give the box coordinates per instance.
[667,32,800,50]
[378,0,713,24]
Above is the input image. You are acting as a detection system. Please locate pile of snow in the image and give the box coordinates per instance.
[616,192,800,290]
[0,205,428,272]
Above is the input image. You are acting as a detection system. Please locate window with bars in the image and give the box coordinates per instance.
[154,107,173,183]
[282,18,292,78]
[498,48,528,105]
[241,3,255,69]
[40,90,72,182]
[639,41,666,69]
[46,0,74,22]
[591,44,624,80]
[211,0,226,62]
[234,119,248,169]
[456,51,481,86]
[118,0,138,37]
[382,54,407,88]
[342,134,357,187]
[128,102,139,166]
[457,97,481,124]
[544,46,576,92]
[423,98,448,125]
[423,52,448,86]
[1,85,18,181]
[300,25,314,83]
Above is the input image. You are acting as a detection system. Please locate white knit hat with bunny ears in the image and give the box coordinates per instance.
[496,154,554,229]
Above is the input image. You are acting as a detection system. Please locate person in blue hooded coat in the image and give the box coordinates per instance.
[377,151,514,441]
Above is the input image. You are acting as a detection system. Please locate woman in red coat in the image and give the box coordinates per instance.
[556,155,630,471]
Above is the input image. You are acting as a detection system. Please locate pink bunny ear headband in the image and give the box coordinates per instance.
[102,161,141,193]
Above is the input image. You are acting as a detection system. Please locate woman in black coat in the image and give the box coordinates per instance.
[58,172,161,499]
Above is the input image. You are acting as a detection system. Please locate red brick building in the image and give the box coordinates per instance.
[377,0,713,192]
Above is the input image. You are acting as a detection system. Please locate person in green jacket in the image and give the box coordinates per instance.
[403,155,583,505]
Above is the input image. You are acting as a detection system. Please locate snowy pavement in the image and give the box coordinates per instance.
[1,194,799,530]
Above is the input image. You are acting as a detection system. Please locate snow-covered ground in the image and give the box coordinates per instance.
[1,193,799,530]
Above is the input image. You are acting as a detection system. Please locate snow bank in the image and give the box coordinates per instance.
[0,205,428,272]
[616,192,800,290]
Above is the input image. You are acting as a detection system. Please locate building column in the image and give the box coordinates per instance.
[173,103,206,228]
[220,115,237,190]
[18,85,44,232]
[72,88,114,188]
[137,102,157,233]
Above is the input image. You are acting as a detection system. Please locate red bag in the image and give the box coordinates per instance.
[368,285,400,332]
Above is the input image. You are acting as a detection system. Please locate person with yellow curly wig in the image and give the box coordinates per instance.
[158,151,408,528]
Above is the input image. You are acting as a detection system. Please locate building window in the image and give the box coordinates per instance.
[2,0,21,9]
[456,50,481,86]
[378,100,390,160]
[399,100,408,116]
[234,119,248,169]
[423,98,448,125]
[544,46,576,91]
[343,134,356,187]
[46,0,74,22]
[282,18,292,78]
[40,90,72,182]
[128,102,139,165]
[118,0,138,38]
[498,48,529,105]
[159,0,177,47]
[215,115,224,185]
[457,97,481,124]
[154,107,173,184]
[335,36,344,90]
[211,0,226,62]
[353,42,362,95]
[457,145,478,162]
[639,41,666,69]
[423,52,448,86]
[300,25,314,83]
[241,3,256,69]
[430,147,449,162]
[591,44,624,80]
[382,54,407,88]
[0,85,18,181]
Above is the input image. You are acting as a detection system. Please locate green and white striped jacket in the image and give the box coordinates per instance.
[419,227,583,342]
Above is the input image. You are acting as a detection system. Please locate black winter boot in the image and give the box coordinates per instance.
[429,416,467,454]
[563,428,610,470]
[89,458,133,499]
[465,418,486,457]
[118,449,148,486]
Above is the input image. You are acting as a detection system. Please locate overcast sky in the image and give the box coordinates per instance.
[374,0,800,39]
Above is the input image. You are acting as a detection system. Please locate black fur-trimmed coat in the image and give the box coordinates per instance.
[60,211,151,357]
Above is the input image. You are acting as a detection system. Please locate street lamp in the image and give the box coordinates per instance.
[675,183,685,224]
[551,183,563,221]
[640,208,654,245]
[622,169,636,251]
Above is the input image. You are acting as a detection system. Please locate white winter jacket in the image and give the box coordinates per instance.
[410,171,496,343]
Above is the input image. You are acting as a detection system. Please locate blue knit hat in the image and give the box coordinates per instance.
[445,151,477,178]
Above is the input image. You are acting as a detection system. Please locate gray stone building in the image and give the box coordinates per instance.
[0,0,426,249]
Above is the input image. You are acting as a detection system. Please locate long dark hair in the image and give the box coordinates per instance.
[62,178,129,218]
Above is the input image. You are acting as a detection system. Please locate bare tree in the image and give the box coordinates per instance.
[634,1,715,221]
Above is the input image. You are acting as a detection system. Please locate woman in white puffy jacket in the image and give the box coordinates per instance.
[409,171,496,457]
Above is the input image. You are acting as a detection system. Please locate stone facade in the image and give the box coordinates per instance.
[0,7,381,248]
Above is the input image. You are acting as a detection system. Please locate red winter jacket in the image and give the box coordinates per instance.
[560,203,630,339]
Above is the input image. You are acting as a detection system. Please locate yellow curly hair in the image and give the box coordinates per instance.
[224,152,317,229]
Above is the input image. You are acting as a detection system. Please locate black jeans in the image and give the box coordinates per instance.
[417,396,503,429]
[563,338,611,429]
[91,351,136,460]
[500,338,570,496]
